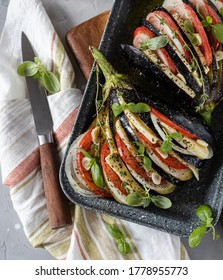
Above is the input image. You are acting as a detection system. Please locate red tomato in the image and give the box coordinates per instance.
[100,142,128,196]
[133,26,178,74]
[137,131,188,170]
[76,129,110,197]
[151,107,198,139]
[147,10,191,62]
[167,3,212,65]
[205,2,221,50]
[190,0,221,49]
[115,133,157,184]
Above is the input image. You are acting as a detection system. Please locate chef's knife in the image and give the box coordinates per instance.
[21,32,72,229]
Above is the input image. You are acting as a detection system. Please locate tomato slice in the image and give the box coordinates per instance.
[76,129,110,197]
[100,142,128,196]
[190,0,221,50]
[167,3,212,65]
[147,10,191,62]
[205,2,221,50]
[115,133,157,184]
[150,107,198,139]
[133,26,178,74]
[137,131,188,170]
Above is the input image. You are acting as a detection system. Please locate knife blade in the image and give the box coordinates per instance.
[21,32,72,229]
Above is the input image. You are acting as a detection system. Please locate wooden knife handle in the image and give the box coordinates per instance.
[39,143,72,229]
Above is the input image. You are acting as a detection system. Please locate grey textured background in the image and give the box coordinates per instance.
[0,0,223,260]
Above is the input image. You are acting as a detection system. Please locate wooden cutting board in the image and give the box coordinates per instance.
[66,11,223,229]
[66,11,109,80]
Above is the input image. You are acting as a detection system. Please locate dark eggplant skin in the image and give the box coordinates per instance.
[140,19,202,97]
[122,87,215,149]
[183,0,223,103]
[109,89,183,185]
[149,6,211,101]
[110,88,213,167]
[120,44,197,108]
[210,46,218,101]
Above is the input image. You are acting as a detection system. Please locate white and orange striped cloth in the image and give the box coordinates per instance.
[0,0,189,260]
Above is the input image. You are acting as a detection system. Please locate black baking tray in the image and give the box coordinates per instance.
[60,0,223,237]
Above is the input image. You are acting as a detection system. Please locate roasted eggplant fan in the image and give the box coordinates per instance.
[121,0,223,125]
[65,47,214,209]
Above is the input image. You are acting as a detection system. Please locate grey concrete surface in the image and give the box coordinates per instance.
[0,0,223,260]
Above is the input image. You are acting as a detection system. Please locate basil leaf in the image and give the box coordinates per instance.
[106,224,124,239]
[17,61,38,77]
[147,36,169,50]
[127,102,137,112]
[220,7,223,19]
[112,103,123,117]
[143,156,152,172]
[202,20,210,27]
[184,19,194,34]
[78,148,92,159]
[34,57,43,65]
[32,72,41,79]
[41,70,60,94]
[117,240,131,255]
[126,192,143,206]
[212,23,223,43]
[188,226,207,248]
[206,16,213,25]
[191,34,200,46]
[160,140,172,154]
[127,102,150,114]
[205,217,214,226]
[136,142,145,155]
[141,197,151,208]
[91,162,103,188]
[170,132,183,141]
[151,195,172,209]
[135,103,151,113]
[196,205,212,222]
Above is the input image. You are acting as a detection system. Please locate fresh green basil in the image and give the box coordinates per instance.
[117,240,131,255]
[188,226,207,248]
[160,132,182,154]
[136,142,152,172]
[17,61,38,77]
[195,204,212,222]
[212,23,223,44]
[188,205,220,248]
[150,195,172,209]
[77,148,92,158]
[126,192,143,206]
[184,19,195,34]
[106,224,131,255]
[136,142,145,155]
[147,36,169,50]
[220,7,223,19]
[112,103,123,117]
[160,140,173,154]
[126,190,172,209]
[127,102,151,113]
[17,57,60,94]
[78,147,104,188]
[112,101,150,117]
[143,156,152,172]
[41,71,60,94]
[91,162,103,188]
[191,34,200,46]
[140,36,169,51]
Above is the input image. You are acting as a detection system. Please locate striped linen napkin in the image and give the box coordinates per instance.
[0,0,189,260]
